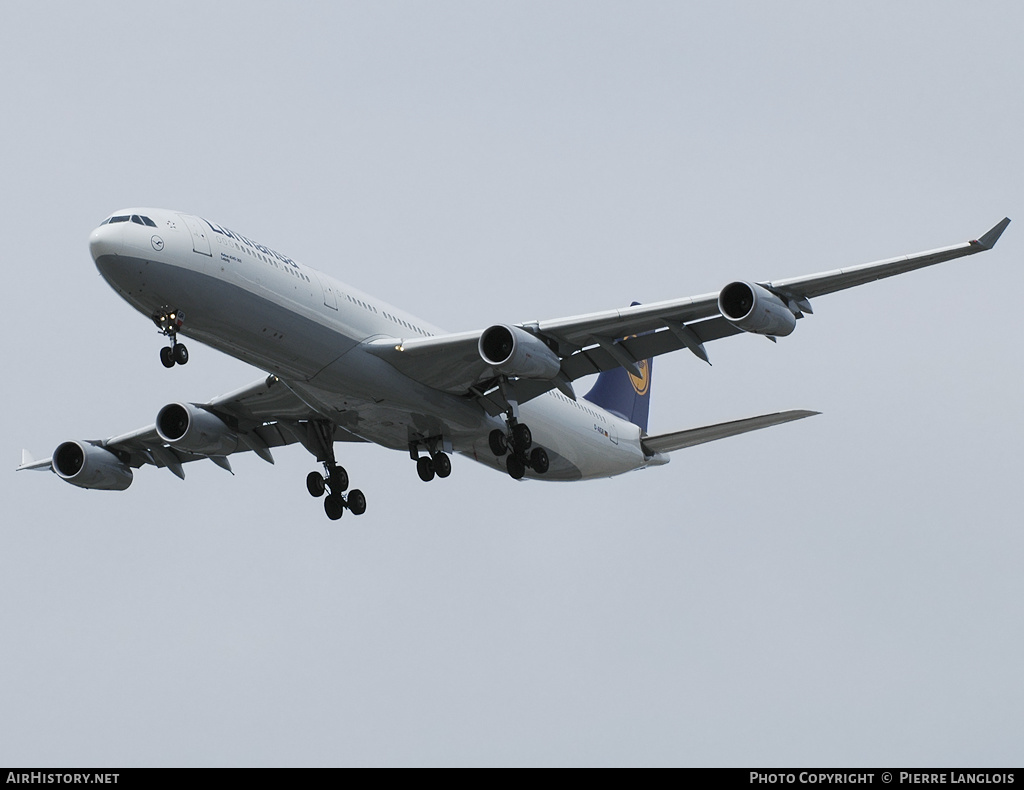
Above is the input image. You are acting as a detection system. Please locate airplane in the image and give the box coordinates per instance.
[17,209,1010,519]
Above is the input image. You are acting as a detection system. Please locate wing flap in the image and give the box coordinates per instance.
[560,316,742,381]
[538,294,722,349]
[642,409,820,455]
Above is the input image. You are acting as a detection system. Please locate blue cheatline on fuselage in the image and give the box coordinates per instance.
[582,302,653,432]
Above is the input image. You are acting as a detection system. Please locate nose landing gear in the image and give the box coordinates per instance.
[153,308,189,368]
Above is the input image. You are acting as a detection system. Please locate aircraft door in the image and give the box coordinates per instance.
[609,422,618,445]
[316,272,339,310]
[179,214,212,257]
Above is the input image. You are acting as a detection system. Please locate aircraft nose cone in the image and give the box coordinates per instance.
[89,223,124,260]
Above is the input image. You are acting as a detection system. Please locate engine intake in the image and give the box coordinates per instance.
[52,441,133,491]
[479,324,562,380]
[719,281,797,337]
[156,403,239,456]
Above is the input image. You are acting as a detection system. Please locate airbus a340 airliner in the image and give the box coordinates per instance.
[18,209,1010,519]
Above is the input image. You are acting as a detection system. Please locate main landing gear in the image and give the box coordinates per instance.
[305,421,366,520]
[410,437,453,483]
[306,464,366,520]
[154,308,189,368]
[488,417,549,480]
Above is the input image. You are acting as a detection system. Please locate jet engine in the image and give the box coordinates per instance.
[478,324,562,380]
[52,441,133,491]
[156,403,239,456]
[718,281,797,337]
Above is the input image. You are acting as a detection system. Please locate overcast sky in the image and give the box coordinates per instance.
[2,1,1022,767]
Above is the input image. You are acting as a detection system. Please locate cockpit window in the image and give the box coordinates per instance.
[102,214,156,226]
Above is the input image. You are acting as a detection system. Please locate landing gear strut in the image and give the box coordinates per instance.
[491,412,549,479]
[153,308,189,368]
[410,436,452,483]
[305,421,366,520]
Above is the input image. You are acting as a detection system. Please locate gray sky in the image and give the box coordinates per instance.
[2,0,1022,767]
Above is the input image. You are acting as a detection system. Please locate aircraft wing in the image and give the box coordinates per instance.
[17,375,366,479]
[367,218,1009,410]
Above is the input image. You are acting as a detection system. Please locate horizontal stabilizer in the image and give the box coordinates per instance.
[641,409,820,455]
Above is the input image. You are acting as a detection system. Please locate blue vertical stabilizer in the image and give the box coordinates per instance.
[582,303,653,432]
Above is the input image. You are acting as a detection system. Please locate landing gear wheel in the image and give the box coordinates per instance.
[160,347,175,368]
[329,465,349,492]
[306,471,326,497]
[433,452,452,478]
[347,489,366,516]
[488,429,508,457]
[506,454,526,480]
[512,423,532,451]
[530,447,550,474]
[174,344,189,365]
[324,494,345,520]
[417,456,435,482]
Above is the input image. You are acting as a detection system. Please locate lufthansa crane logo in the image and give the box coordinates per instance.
[629,358,650,395]
[151,235,164,251]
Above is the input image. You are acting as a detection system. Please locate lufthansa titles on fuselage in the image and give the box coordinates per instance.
[201,217,298,268]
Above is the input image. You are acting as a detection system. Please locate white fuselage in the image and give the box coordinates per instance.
[89,208,662,481]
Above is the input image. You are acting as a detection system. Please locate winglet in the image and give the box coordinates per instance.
[974,217,1011,250]
[17,449,52,472]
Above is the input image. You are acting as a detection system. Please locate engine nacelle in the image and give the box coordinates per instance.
[479,324,562,380]
[156,402,239,456]
[718,281,797,337]
[52,441,133,491]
